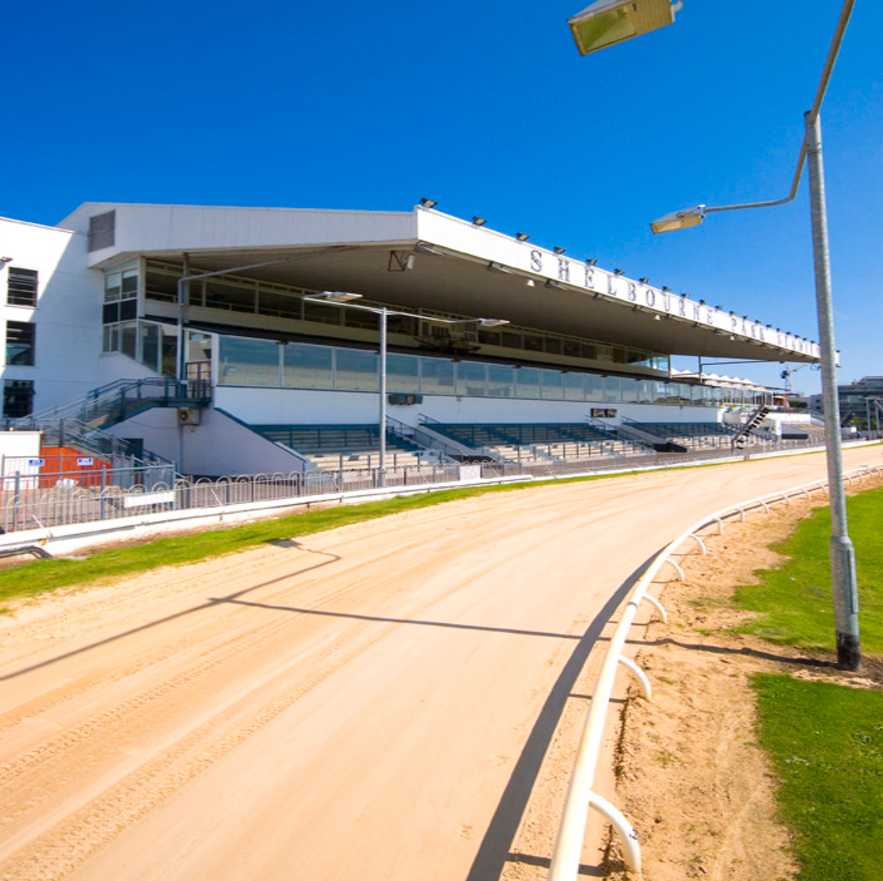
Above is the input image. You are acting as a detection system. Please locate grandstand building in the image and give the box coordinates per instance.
[1,202,821,477]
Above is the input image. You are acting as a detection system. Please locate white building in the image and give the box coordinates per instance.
[1,202,820,476]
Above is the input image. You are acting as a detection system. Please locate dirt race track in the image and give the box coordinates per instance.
[0,447,878,881]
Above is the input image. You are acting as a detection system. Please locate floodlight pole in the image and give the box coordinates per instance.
[643,0,861,670]
[302,294,508,489]
[805,109,861,669]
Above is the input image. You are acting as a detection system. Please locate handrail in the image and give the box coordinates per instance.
[548,463,883,880]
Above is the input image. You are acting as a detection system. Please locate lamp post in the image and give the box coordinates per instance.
[303,293,508,486]
[640,0,860,670]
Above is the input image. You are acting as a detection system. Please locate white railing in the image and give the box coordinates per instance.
[548,463,883,880]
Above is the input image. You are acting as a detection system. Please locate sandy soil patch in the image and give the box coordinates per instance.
[605,484,883,881]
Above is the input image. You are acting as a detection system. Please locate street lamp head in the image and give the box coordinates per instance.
[568,0,682,56]
[650,204,707,234]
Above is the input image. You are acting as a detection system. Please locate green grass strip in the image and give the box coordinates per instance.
[734,485,883,654]
[0,472,624,612]
[752,673,883,881]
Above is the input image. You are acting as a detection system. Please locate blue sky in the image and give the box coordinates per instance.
[7,0,881,394]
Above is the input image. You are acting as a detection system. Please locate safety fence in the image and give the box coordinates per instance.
[547,463,883,880]
[0,463,465,535]
[0,433,860,536]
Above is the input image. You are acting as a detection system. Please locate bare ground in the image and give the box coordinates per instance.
[1,454,881,881]
[604,485,883,881]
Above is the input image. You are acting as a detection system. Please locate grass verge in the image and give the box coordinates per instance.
[751,674,883,881]
[734,485,883,653]
[736,484,883,881]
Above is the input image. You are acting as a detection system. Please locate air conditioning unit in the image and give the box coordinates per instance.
[178,407,201,425]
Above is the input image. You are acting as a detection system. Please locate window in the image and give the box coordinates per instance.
[7,268,38,307]
[3,380,34,418]
[6,322,35,365]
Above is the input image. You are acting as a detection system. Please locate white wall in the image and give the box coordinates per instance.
[109,406,307,477]
[0,217,104,414]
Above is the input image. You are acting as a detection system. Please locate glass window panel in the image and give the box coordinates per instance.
[205,279,256,314]
[283,344,333,389]
[5,321,35,365]
[524,335,544,353]
[121,270,139,298]
[564,372,586,401]
[516,367,540,398]
[580,342,598,360]
[541,369,564,399]
[303,300,343,325]
[501,331,522,349]
[420,358,455,395]
[219,336,280,386]
[604,376,622,402]
[140,322,160,372]
[387,353,420,393]
[3,379,34,418]
[120,322,137,359]
[258,289,302,319]
[104,272,121,303]
[387,313,418,336]
[145,268,179,303]
[620,377,638,402]
[585,374,605,400]
[544,337,562,355]
[7,268,38,307]
[488,364,515,397]
[457,361,487,396]
[335,348,378,391]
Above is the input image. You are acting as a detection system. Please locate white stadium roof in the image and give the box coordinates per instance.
[60,202,820,364]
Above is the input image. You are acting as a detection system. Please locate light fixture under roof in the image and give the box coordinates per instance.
[472,216,487,226]
[306,291,363,304]
[516,232,530,241]
[553,246,566,254]
[419,198,437,209]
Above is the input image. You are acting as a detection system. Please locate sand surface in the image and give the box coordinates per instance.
[0,447,878,880]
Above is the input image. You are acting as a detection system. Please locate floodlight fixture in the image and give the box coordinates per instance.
[586,257,598,265]
[307,291,364,304]
[613,268,624,276]
[650,204,706,234]
[568,0,682,57]
[639,277,649,284]
[472,216,487,226]
[516,232,530,241]
[419,198,437,209]
[553,246,566,254]
[477,318,510,328]
[0,256,12,264]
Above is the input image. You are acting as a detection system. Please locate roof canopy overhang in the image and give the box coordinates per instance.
[73,202,820,364]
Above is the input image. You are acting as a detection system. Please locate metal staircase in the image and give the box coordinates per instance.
[730,404,770,450]
[8,378,211,468]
